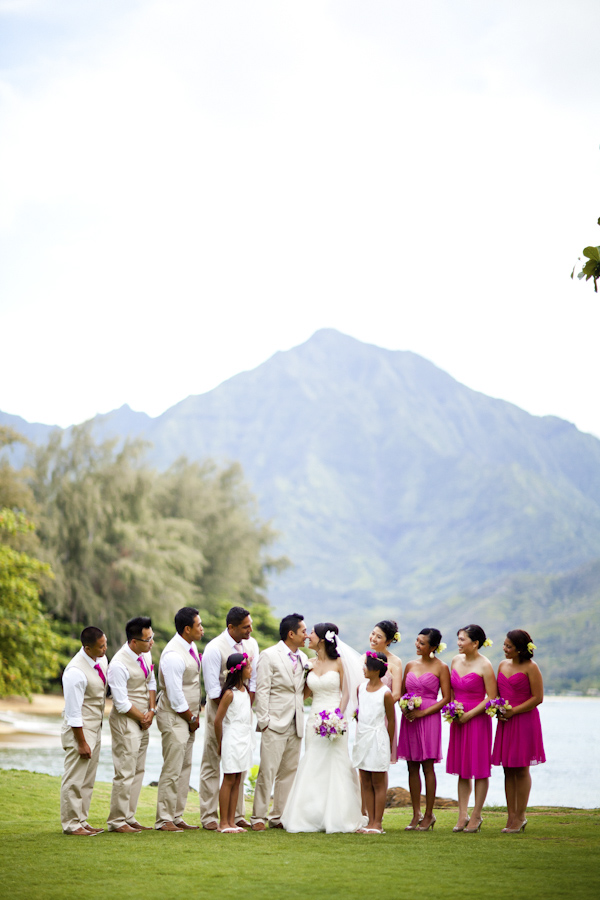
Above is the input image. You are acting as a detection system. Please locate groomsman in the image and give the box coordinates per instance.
[251,614,308,830]
[60,626,108,835]
[200,606,259,830]
[155,607,203,832]
[106,616,156,833]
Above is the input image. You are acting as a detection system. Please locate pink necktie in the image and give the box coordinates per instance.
[234,642,243,653]
[94,664,106,685]
[289,652,298,672]
[137,656,149,678]
[189,647,201,669]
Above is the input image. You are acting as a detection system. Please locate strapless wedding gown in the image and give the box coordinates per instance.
[281,670,365,833]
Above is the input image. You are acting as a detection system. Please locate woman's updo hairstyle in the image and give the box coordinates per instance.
[365,651,388,676]
[419,627,442,651]
[314,622,340,660]
[375,620,399,644]
[458,624,487,650]
[507,629,535,662]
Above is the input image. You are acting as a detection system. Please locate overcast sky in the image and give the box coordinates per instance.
[1,0,600,436]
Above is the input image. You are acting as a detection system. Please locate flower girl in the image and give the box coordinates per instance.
[351,652,396,834]
[214,652,253,833]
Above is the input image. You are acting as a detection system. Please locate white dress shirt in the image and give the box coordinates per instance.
[160,633,201,713]
[202,630,259,700]
[107,643,157,713]
[63,648,108,727]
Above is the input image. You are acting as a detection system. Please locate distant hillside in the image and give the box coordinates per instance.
[3,329,600,689]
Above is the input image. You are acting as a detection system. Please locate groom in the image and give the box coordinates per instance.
[251,613,308,831]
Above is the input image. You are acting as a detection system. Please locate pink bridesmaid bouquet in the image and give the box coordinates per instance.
[485,697,512,717]
[442,700,465,723]
[399,692,423,716]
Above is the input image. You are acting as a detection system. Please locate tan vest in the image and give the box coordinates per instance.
[61,652,107,733]
[158,635,200,716]
[108,643,152,715]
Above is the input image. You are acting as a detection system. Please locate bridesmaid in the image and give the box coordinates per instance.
[446,624,496,833]
[397,628,450,831]
[492,630,545,833]
[366,620,402,761]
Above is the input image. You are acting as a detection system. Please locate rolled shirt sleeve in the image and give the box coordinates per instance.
[201,641,223,701]
[247,637,259,693]
[160,652,188,712]
[63,666,88,727]
[107,660,132,714]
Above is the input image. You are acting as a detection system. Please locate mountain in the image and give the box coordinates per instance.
[3,328,600,681]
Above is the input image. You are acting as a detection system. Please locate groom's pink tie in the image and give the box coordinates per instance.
[94,664,106,685]
[289,652,298,672]
[137,656,149,678]
[189,646,201,669]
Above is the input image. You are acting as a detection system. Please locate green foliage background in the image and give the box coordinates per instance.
[0,424,287,693]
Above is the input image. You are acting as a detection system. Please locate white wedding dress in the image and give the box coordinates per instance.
[281,670,365,833]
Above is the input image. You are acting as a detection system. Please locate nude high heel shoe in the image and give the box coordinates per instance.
[452,816,470,833]
[404,815,424,831]
[416,815,436,831]
[464,817,482,833]
[503,819,527,834]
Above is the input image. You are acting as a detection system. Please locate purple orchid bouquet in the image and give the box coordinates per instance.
[442,700,465,723]
[312,707,347,741]
[485,697,513,718]
[399,692,423,717]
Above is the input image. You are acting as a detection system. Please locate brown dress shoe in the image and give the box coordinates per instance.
[66,827,95,836]
[110,824,142,833]
[156,822,184,832]
[251,822,266,831]
[235,819,252,828]
[84,826,105,835]
[129,821,153,830]
[174,821,199,830]
[269,822,285,829]
[202,822,218,831]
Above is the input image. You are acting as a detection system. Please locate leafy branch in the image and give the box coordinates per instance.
[572,217,600,292]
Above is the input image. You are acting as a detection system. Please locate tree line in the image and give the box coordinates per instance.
[0,424,288,696]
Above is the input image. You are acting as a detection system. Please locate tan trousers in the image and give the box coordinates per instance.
[199,698,245,826]
[155,709,195,828]
[107,715,149,829]
[60,724,102,833]
[251,718,301,826]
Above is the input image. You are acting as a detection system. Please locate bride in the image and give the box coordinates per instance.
[281,622,366,833]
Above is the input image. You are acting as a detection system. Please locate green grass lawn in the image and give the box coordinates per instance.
[1,769,599,900]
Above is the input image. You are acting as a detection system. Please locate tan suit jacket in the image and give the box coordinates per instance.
[254,642,308,737]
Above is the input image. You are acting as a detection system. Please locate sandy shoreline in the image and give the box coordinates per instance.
[0,694,113,747]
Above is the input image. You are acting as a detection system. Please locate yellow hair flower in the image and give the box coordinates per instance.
[436,642,447,653]
[483,638,493,648]
[394,631,401,642]
[527,641,537,652]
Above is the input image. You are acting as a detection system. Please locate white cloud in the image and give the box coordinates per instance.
[1,1,600,433]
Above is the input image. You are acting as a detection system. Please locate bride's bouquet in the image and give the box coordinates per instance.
[399,692,422,718]
[485,697,512,718]
[312,708,347,741]
[442,700,465,723]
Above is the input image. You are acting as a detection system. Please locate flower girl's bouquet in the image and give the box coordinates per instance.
[312,708,347,741]
[399,692,423,717]
[485,697,512,718]
[442,701,465,723]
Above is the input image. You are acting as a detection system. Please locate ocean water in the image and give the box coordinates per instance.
[0,696,598,808]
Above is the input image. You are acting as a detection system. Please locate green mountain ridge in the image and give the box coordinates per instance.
[2,329,600,688]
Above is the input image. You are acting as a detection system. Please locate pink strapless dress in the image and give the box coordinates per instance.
[492,672,546,767]
[397,671,442,763]
[381,669,399,763]
[446,671,491,779]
